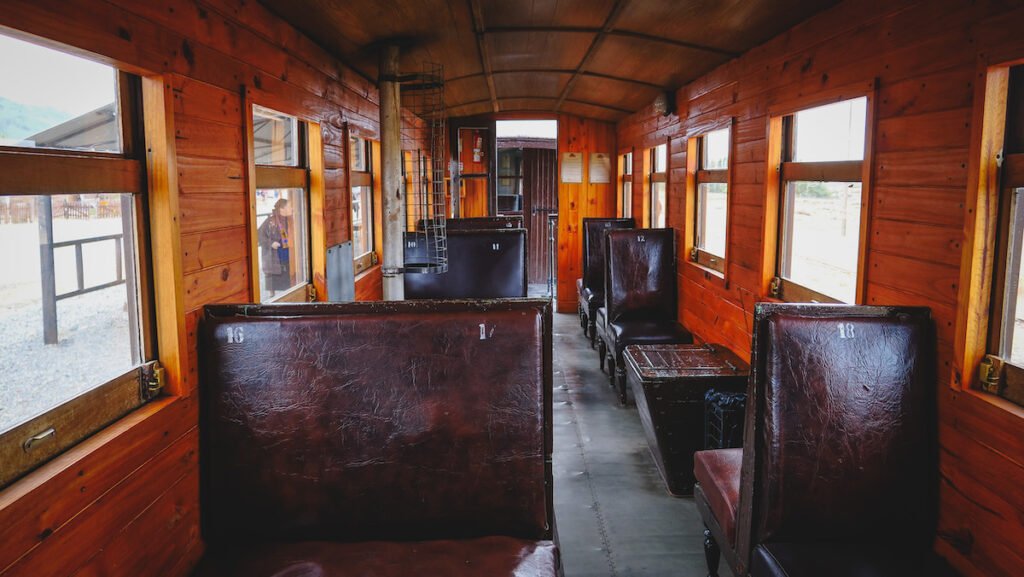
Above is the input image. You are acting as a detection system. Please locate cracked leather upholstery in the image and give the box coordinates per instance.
[694,448,742,545]
[601,228,692,400]
[193,537,559,577]
[198,300,554,568]
[404,229,527,299]
[604,228,677,324]
[578,219,633,335]
[754,310,934,545]
[444,215,524,230]
[750,542,957,577]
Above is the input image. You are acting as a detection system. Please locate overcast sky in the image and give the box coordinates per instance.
[0,33,116,115]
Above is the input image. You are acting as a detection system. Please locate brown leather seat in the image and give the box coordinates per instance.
[694,304,936,577]
[404,229,527,298]
[444,215,524,230]
[577,218,633,346]
[197,300,556,577]
[193,537,559,577]
[693,448,742,546]
[601,228,692,403]
[750,543,958,577]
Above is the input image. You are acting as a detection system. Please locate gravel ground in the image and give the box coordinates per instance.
[0,286,132,433]
[1,215,133,434]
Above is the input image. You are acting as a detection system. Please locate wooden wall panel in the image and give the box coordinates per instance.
[354,265,383,301]
[556,114,617,312]
[0,0,387,575]
[615,1,1024,575]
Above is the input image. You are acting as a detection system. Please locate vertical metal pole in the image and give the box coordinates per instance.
[37,196,58,344]
[379,44,405,300]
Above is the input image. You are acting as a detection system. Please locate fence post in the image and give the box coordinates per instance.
[37,196,58,344]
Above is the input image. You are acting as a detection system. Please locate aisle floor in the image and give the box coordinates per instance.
[551,311,734,577]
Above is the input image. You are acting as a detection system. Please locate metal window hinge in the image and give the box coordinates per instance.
[306,284,318,302]
[690,246,699,261]
[371,252,379,265]
[768,276,782,298]
[141,361,165,402]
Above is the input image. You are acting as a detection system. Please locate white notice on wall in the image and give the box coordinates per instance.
[561,152,583,183]
[590,153,611,184]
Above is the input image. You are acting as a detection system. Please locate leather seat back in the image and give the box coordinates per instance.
[200,300,553,545]
[582,218,634,295]
[604,228,676,324]
[744,304,935,546]
[405,229,527,299]
[444,215,524,230]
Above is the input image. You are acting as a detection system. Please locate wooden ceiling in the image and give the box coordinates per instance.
[259,0,840,122]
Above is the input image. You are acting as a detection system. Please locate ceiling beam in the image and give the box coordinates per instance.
[448,96,632,114]
[466,0,500,114]
[554,0,630,113]
[485,26,739,58]
[608,30,738,57]
[446,68,664,90]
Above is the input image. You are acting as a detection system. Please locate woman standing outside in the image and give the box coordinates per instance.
[258,197,292,297]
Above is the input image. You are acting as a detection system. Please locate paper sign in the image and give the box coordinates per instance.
[561,152,583,184]
[590,153,611,184]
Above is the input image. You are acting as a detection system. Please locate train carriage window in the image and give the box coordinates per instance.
[689,127,731,274]
[771,97,869,303]
[350,134,378,273]
[649,143,668,228]
[967,62,1024,406]
[619,151,633,218]
[0,33,157,489]
[251,105,311,303]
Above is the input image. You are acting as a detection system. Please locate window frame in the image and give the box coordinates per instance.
[957,56,1024,413]
[647,141,668,228]
[763,83,876,304]
[245,100,320,303]
[0,58,160,488]
[686,121,733,276]
[348,129,380,274]
[618,149,633,219]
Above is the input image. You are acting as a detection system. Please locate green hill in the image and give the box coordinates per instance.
[0,96,68,142]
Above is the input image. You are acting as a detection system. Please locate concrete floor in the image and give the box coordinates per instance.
[551,311,733,577]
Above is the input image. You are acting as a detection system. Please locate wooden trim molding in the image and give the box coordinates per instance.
[0,153,142,195]
[954,63,1010,392]
[142,74,187,397]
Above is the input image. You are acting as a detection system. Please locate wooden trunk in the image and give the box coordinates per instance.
[624,344,749,496]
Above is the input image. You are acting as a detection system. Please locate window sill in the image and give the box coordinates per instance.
[354,263,381,283]
[0,395,188,516]
[962,386,1024,423]
[683,260,728,290]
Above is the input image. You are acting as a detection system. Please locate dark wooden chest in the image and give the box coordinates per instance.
[624,344,749,496]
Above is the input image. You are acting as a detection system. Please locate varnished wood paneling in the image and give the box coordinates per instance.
[0,1,385,576]
[616,2,1024,575]
[556,114,617,312]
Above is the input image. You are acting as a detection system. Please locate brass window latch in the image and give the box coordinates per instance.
[141,361,165,402]
[768,276,782,298]
[979,355,1004,394]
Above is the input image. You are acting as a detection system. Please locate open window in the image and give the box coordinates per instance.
[349,131,380,274]
[619,150,633,219]
[767,95,871,303]
[648,143,668,228]
[0,32,158,488]
[250,105,314,303]
[687,126,731,274]
[960,61,1024,407]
